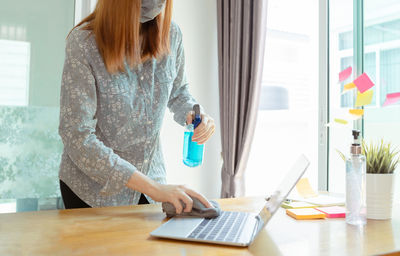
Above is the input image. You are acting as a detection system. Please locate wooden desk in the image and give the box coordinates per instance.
[0,197,399,256]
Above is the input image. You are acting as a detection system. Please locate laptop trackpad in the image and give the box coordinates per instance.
[151,217,204,238]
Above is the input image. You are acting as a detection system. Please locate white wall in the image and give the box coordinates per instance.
[160,0,222,199]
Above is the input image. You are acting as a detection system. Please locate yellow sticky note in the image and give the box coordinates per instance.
[286,208,326,220]
[334,118,348,125]
[355,90,373,107]
[342,82,356,94]
[349,109,364,116]
[296,178,318,198]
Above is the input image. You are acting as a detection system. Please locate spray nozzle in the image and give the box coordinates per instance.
[193,104,201,118]
[192,104,202,129]
[352,130,360,140]
[352,130,361,145]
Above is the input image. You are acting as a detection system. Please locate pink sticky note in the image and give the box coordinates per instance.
[353,73,375,93]
[339,67,352,82]
[383,92,400,107]
[315,206,346,218]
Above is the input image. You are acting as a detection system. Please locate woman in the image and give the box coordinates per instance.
[58,0,215,214]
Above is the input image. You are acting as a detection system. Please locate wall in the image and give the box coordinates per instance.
[161,0,222,199]
[0,0,75,107]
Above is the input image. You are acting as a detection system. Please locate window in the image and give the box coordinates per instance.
[328,0,400,197]
[0,0,75,213]
[0,39,30,106]
[246,0,319,196]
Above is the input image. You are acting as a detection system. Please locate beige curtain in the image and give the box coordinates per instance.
[217,0,268,198]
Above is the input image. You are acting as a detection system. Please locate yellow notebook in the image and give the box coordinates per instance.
[286,208,326,220]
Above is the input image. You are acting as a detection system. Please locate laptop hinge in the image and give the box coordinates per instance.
[250,216,261,241]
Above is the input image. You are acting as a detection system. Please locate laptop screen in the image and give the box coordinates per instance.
[258,155,310,225]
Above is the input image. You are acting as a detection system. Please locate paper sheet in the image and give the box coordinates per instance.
[353,73,374,93]
[348,109,364,120]
[383,92,400,107]
[342,82,356,94]
[355,90,373,107]
[349,109,364,116]
[333,118,348,125]
[339,66,352,82]
[296,178,318,198]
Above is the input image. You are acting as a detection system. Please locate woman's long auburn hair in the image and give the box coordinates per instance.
[72,0,173,74]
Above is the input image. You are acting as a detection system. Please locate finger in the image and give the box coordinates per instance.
[179,192,194,212]
[192,121,208,140]
[197,127,215,144]
[171,198,183,214]
[194,120,215,143]
[185,189,213,208]
[186,111,194,125]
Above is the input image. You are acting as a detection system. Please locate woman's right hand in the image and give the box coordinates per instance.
[151,184,213,214]
[126,171,213,214]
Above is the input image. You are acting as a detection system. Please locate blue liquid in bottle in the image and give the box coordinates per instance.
[183,124,204,167]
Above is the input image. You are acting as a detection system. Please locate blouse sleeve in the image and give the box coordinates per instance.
[167,25,202,125]
[58,30,136,196]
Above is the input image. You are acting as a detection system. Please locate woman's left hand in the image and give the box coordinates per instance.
[186,112,215,144]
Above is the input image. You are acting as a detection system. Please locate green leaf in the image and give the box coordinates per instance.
[363,139,400,174]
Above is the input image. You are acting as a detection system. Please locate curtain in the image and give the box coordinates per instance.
[217,0,268,198]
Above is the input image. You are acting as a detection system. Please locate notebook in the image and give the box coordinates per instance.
[286,208,326,220]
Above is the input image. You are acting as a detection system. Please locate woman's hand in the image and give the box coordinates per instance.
[186,112,215,144]
[152,184,213,214]
[126,171,213,214]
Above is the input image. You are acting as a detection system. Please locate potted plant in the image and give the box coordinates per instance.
[362,140,400,220]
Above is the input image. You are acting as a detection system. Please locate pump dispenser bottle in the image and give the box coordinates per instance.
[345,130,367,225]
[183,104,204,167]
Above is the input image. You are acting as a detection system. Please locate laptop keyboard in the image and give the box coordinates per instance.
[187,211,249,242]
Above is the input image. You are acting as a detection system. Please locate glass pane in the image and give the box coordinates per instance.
[328,0,354,193]
[246,0,319,196]
[364,0,400,201]
[0,0,75,213]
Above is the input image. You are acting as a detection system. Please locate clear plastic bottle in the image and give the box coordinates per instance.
[183,105,204,167]
[345,130,367,226]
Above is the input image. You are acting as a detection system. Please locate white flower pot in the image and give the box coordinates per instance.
[366,173,395,220]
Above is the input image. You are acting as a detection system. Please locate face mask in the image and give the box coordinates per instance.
[140,0,166,23]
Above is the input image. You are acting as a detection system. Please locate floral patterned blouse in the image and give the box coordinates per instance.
[58,22,199,207]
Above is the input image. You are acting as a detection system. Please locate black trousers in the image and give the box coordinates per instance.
[59,180,149,209]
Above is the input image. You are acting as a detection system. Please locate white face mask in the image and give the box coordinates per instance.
[140,0,166,23]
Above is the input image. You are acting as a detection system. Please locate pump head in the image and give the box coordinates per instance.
[351,129,362,154]
[352,130,360,140]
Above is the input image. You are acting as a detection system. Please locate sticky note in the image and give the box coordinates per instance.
[342,82,356,94]
[334,118,348,125]
[383,92,400,107]
[349,109,364,120]
[286,208,326,220]
[281,201,316,209]
[339,67,352,82]
[315,206,346,218]
[355,90,373,107]
[349,109,364,116]
[296,178,318,198]
[353,73,374,93]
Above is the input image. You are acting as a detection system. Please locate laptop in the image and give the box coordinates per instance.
[150,154,310,247]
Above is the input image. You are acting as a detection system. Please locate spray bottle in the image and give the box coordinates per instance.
[183,104,204,167]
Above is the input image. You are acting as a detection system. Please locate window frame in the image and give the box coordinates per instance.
[319,0,365,191]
